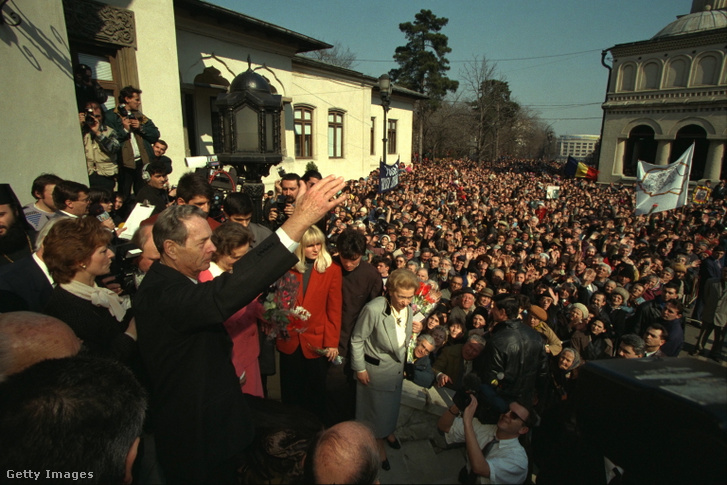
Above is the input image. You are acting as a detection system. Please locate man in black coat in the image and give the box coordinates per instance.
[476,294,547,418]
[326,228,383,425]
[0,252,52,313]
[134,176,345,483]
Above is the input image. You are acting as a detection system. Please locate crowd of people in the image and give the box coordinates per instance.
[1,139,726,484]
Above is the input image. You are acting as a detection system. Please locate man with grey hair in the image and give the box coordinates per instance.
[134,175,345,483]
[617,334,646,359]
[404,333,436,387]
[433,334,487,390]
[305,421,380,484]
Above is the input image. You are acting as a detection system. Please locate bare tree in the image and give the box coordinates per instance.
[302,42,357,69]
[460,56,512,160]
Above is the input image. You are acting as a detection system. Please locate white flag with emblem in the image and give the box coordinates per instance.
[635,143,694,215]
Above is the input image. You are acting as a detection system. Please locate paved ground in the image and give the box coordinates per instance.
[264,320,725,485]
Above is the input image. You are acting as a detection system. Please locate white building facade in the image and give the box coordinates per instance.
[557,135,600,160]
[1,0,421,206]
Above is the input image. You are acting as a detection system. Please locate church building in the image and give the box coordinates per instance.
[598,0,726,183]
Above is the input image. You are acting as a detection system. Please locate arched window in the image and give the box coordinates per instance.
[619,63,636,92]
[640,62,661,90]
[694,54,719,85]
[665,58,688,87]
[294,106,313,158]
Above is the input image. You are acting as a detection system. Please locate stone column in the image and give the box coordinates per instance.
[704,140,725,181]
[655,140,672,166]
[613,139,625,176]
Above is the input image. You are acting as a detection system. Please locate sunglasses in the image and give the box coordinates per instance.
[507,410,525,422]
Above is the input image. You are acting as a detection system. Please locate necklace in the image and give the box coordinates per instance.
[1,233,32,263]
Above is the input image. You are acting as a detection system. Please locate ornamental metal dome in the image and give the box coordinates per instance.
[230,56,272,93]
[652,7,727,39]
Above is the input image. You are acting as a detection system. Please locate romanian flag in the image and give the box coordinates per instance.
[564,156,598,180]
[576,162,599,181]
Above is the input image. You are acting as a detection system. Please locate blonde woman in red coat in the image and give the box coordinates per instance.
[277,225,342,421]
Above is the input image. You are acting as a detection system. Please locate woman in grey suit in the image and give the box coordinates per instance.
[351,268,419,470]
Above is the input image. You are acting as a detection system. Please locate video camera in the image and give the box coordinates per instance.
[106,241,143,296]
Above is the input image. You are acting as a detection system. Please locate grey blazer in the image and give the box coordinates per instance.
[350,296,413,391]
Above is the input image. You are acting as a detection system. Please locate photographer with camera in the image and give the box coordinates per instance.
[438,394,532,485]
[73,64,107,111]
[266,172,300,230]
[107,86,160,198]
[81,102,121,191]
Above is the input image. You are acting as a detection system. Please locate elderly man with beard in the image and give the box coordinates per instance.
[0,185,34,267]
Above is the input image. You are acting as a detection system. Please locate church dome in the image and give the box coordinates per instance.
[652,8,727,39]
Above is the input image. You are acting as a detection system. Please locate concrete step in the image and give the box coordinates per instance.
[379,439,466,484]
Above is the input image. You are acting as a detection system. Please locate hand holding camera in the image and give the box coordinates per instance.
[452,387,472,410]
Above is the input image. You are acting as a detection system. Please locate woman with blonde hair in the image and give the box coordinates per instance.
[276,225,342,421]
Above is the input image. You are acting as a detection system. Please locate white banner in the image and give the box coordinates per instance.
[635,143,693,215]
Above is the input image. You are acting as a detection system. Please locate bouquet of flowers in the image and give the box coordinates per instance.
[307,343,345,366]
[410,280,442,322]
[262,272,311,340]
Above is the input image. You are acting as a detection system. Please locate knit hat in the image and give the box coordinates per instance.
[612,286,630,303]
[571,303,589,320]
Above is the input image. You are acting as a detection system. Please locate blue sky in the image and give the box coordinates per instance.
[208,0,689,137]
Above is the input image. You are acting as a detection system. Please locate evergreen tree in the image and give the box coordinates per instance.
[390,9,459,158]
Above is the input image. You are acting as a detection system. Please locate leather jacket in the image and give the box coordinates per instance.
[477,318,548,405]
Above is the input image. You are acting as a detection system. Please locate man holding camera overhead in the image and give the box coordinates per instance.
[80,101,121,191]
[438,395,532,484]
[107,86,159,197]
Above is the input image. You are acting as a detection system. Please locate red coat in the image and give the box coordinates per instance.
[276,264,342,359]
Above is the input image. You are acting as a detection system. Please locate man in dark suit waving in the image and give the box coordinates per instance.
[134,175,345,483]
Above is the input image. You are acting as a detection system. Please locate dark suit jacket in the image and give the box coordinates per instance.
[432,344,466,389]
[336,260,383,357]
[276,265,342,359]
[134,233,296,483]
[44,286,135,364]
[0,255,52,312]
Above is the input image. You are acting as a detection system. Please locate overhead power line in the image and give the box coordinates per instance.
[356,48,603,63]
